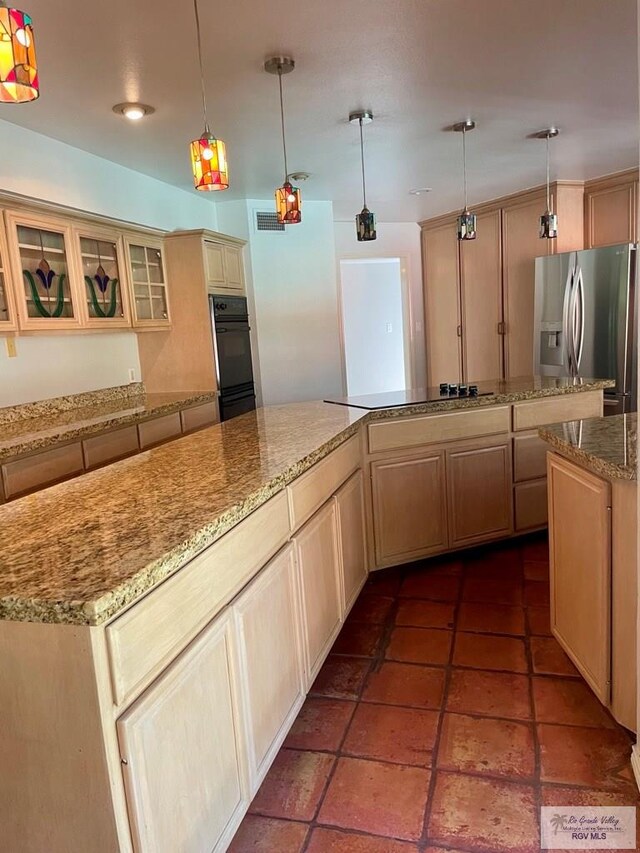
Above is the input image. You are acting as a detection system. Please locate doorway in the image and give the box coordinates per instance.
[338,258,411,397]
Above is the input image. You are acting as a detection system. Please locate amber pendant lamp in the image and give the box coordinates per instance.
[265,57,301,225]
[535,127,559,239]
[0,2,38,103]
[189,0,228,191]
[350,110,376,241]
[454,119,477,241]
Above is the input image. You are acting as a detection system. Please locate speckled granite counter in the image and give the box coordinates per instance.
[0,388,218,462]
[0,377,612,626]
[539,413,637,481]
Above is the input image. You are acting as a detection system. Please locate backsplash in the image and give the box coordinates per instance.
[0,382,145,426]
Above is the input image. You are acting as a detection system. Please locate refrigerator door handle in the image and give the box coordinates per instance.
[573,264,585,370]
[562,257,577,374]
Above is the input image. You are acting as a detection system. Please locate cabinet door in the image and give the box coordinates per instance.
[126,239,171,328]
[460,208,504,382]
[0,218,17,331]
[117,612,247,853]
[223,245,244,291]
[335,470,367,613]
[502,195,551,378]
[76,226,131,328]
[586,180,638,248]
[422,222,462,385]
[293,501,342,684]
[234,544,304,792]
[371,452,447,564]
[446,442,512,546]
[205,242,225,285]
[547,453,611,703]
[5,212,83,331]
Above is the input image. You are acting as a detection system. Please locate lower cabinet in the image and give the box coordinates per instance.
[293,500,343,685]
[335,470,368,612]
[547,453,612,704]
[446,441,513,547]
[371,452,447,564]
[117,611,247,853]
[233,544,305,792]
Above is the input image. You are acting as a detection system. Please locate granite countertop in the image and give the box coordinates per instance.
[0,377,612,626]
[0,389,218,462]
[539,413,637,482]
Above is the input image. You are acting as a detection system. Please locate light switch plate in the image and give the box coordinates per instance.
[5,337,16,358]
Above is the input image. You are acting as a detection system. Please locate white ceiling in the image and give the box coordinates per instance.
[5,0,639,222]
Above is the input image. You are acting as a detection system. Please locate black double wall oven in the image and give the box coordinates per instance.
[209,295,256,421]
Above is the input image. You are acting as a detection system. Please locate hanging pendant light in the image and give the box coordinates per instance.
[349,110,376,241]
[453,120,477,241]
[0,2,38,103]
[265,57,301,225]
[189,0,228,191]
[536,127,559,239]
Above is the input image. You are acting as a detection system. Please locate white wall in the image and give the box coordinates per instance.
[244,200,343,405]
[340,259,407,397]
[0,119,219,406]
[334,221,426,389]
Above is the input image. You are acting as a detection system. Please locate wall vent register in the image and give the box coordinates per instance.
[255,211,285,232]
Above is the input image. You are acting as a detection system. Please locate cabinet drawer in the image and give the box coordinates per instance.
[287,435,360,530]
[515,479,548,531]
[83,426,139,469]
[368,406,510,454]
[512,391,602,431]
[180,401,218,434]
[513,433,548,482]
[106,490,291,706]
[2,442,84,498]
[138,412,182,449]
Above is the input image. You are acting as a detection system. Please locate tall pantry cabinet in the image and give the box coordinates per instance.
[421,183,584,386]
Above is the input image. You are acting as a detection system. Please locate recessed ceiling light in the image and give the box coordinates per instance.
[288,172,310,182]
[112,102,155,121]
[409,187,432,195]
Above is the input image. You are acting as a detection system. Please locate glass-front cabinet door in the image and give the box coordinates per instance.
[0,220,17,331]
[126,238,171,328]
[76,227,131,328]
[5,212,83,330]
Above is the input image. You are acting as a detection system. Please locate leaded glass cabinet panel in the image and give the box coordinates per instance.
[76,226,131,328]
[126,237,171,327]
[0,217,17,330]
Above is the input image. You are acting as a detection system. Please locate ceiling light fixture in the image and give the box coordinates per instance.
[189,0,228,192]
[409,188,432,196]
[349,110,376,242]
[453,120,477,241]
[265,56,301,225]
[0,2,38,103]
[112,102,155,121]
[535,127,559,239]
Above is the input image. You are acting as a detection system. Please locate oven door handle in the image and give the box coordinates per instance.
[216,327,228,333]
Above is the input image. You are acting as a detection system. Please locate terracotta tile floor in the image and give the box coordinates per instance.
[230,534,638,853]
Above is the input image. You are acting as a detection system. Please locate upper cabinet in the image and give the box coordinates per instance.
[126,237,171,329]
[205,239,245,295]
[585,170,639,248]
[0,217,17,332]
[77,225,131,328]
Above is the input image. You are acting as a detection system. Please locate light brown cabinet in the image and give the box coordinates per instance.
[335,470,368,612]
[422,221,462,385]
[371,452,447,563]
[585,170,638,248]
[233,544,304,792]
[547,453,611,703]
[117,611,247,853]
[293,500,343,684]
[446,440,513,546]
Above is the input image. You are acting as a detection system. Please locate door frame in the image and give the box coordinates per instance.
[336,255,415,397]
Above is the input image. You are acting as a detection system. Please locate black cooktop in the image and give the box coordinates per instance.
[324,387,495,411]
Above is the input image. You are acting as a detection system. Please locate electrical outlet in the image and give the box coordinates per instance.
[5,337,17,358]
[385,323,393,333]
[128,368,136,383]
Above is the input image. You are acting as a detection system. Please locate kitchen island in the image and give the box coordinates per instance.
[539,413,637,740]
[0,377,612,852]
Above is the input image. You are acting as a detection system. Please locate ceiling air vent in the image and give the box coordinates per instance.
[255,211,285,232]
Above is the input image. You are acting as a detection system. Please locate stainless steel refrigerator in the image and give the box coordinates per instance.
[533,243,637,414]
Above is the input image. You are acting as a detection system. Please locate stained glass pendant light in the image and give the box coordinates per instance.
[0,2,38,103]
[349,110,376,241]
[189,0,228,191]
[265,57,301,224]
[454,120,477,241]
[536,127,559,239]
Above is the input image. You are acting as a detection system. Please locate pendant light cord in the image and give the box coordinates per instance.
[359,118,367,209]
[462,127,468,212]
[278,67,289,182]
[546,133,551,213]
[193,0,209,132]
